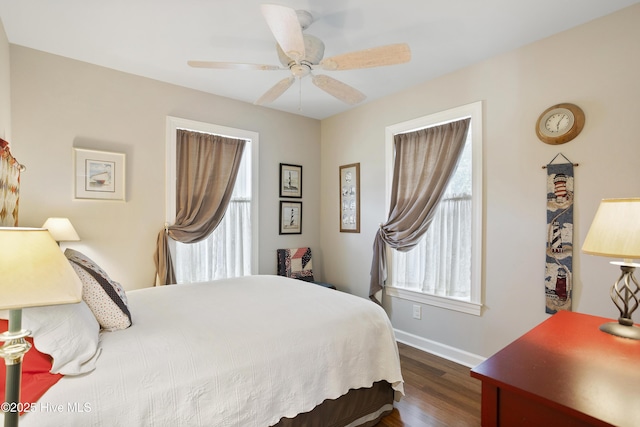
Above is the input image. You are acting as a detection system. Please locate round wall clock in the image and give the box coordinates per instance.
[535,103,585,145]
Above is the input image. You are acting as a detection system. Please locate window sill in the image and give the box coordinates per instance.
[385,286,482,316]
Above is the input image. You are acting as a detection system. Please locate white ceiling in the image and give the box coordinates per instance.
[1,0,638,120]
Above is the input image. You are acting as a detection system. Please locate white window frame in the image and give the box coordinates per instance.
[165,116,260,274]
[384,101,483,316]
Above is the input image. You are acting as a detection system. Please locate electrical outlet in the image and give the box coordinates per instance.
[412,304,421,320]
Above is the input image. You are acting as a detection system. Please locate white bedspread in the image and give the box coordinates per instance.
[20,275,404,426]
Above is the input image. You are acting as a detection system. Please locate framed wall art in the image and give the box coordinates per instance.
[74,148,126,201]
[339,163,360,233]
[279,163,302,198]
[279,201,302,234]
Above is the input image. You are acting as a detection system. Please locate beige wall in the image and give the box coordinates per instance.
[9,46,321,290]
[320,4,640,359]
[0,19,10,140]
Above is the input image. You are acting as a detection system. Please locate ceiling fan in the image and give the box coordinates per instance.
[188,4,411,106]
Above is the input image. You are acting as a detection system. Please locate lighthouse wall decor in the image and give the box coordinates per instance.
[544,156,575,314]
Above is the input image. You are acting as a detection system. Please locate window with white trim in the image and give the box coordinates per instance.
[165,117,259,283]
[385,102,483,315]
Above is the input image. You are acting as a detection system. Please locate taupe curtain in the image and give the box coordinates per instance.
[154,129,246,285]
[369,118,470,302]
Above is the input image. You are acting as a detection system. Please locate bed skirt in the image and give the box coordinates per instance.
[275,381,394,427]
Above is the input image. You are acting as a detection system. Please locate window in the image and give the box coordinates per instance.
[165,117,259,283]
[384,102,482,315]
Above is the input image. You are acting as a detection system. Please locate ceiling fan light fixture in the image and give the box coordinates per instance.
[291,64,310,78]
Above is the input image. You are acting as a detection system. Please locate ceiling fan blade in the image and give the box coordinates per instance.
[311,74,366,105]
[261,4,305,61]
[255,76,296,105]
[319,43,411,71]
[188,61,282,71]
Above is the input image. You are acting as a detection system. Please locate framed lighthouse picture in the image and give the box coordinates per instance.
[544,161,574,314]
[279,163,302,198]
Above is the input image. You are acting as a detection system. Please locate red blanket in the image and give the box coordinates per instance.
[0,319,63,413]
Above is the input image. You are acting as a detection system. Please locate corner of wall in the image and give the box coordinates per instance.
[0,17,11,141]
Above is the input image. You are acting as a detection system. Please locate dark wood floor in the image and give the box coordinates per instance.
[376,342,482,427]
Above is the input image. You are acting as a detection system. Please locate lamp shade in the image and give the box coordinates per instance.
[42,217,80,242]
[582,198,640,259]
[0,227,83,310]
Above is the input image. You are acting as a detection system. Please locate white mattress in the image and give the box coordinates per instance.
[19,275,404,426]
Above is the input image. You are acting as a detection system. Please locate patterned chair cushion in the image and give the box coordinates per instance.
[277,247,315,282]
[277,247,335,289]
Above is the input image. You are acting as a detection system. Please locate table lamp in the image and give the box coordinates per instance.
[0,228,83,427]
[582,198,640,340]
[41,218,80,243]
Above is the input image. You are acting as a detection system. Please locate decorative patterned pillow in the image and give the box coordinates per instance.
[64,248,132,331]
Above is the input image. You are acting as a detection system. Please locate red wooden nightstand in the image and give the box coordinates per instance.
[471,311,640,427]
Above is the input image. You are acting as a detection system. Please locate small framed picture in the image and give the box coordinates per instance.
[280,201,302,234]
[279,163,302,198]
[339,163,360,233]
[74,148,126,201]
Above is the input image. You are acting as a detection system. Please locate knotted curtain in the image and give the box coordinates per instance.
[155,129,246,285]
[369,118,470,302]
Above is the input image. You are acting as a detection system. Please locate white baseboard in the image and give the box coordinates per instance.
[394,328,486,368]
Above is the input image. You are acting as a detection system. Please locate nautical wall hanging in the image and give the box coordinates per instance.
[543,153,578,314]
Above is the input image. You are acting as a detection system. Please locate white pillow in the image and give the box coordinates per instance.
[22,300,102,375]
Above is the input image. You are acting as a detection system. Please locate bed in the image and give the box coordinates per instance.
[2,254,404,426]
